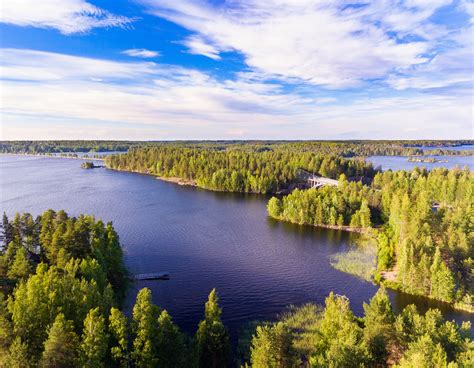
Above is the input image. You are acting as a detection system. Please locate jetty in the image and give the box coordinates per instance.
[131,272,170,281]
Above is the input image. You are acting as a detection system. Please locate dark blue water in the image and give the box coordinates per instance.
[1,155,471,337]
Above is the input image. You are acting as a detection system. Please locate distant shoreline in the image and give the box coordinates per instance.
[0,152,107,161]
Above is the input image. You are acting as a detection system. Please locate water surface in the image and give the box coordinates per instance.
[0,155,471,337]
[367,155,473,171]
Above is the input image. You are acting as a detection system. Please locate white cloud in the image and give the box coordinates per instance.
[122,49,161,58]
[1,49,471,140]
[0,0,133,34]
[137,0,465,88]
[387,26,473,91]
[181,35,221,60]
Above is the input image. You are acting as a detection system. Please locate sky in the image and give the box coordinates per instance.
[0,0,473,140]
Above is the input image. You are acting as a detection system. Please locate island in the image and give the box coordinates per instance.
[81,161,102,169]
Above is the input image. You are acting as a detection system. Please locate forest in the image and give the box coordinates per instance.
[0,211,471,367]
[1,140,473,156]
[0,141,134,154]
[104,145,378,194]
[268,168,473,310]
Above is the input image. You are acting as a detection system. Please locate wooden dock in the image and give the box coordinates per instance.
[131,272,170,281]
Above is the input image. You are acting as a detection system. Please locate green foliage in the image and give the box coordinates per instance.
[310,292,369,367]
[271,167,473,306]
[250,322,299,368]
[3,337,32,368]
[80,307,109,368]
[7,247,32,280]
[39,313,79,368]
[245,289,471,367]
[195,288,231,368]
[156,310,187,368]
[105,144,377,194]
[131,288,160,368]
[109,307,130,367]
[363,287,396,364]
[0,140,132,154]
[267,197,283,218]
[269,182,378,228]
[396,334,448,368]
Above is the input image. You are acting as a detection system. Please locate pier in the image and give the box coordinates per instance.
[131,272,170,281]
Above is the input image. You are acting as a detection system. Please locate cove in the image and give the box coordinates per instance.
[0,155,471,338]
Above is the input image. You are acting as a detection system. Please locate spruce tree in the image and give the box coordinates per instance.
[156,310,186,368]
[4,337,32,368]
[250,322,298,368]
[7,247,32,280]
[40,313,79,368]
[109,307,130,368]
[80,307,109,368]
[363,287,395,364]
[195,288,231,368]
[131,288,160,368]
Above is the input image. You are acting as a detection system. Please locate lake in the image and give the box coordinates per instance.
[0,155,472,338]
[366,154,473,171]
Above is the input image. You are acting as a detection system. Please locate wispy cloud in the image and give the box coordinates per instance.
[1,0,133,34]
[139,0,471,90]
[1,49,471,140]
[181,35,221,60]
[122,48,160,58]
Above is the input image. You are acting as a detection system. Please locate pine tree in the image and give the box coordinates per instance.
[311,293,368,367]
[40,313,79,368]
[156,310,186,368]
[131,288,160,368]
[80,307,109,368]
[2,212,14,248]
[430,248,455,302]
[250,322,298,368]
[267,197,283,218]
[359,200,372,228]
[7,247,32,280]
[363,287,395,364]
[397,335,448,368]
[109,307,130,368]
[195,289,231,368]
[4,337,32,368]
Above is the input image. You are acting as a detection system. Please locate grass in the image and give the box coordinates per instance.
[329,235,377,282]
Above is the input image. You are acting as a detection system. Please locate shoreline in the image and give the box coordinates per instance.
[0,152,111,161]
[269,215,373,235]
[53,163,474,314]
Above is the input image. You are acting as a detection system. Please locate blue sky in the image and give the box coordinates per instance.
[1,0,472,140]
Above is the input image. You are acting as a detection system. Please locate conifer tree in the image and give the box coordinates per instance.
[311,293,368,366]
[430,248,455,302]
[40,313,79,368]
[7,247,32,280]
[250,322,298,368]
[109,307,130,368]
[80,307,109,368]
[4,337,32,368]
[156,310,186,368]
[131,288,160,368]
[195,289,231,368]
[363,287,395,364]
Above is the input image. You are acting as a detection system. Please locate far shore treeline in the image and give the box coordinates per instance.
[1,139,473,156]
